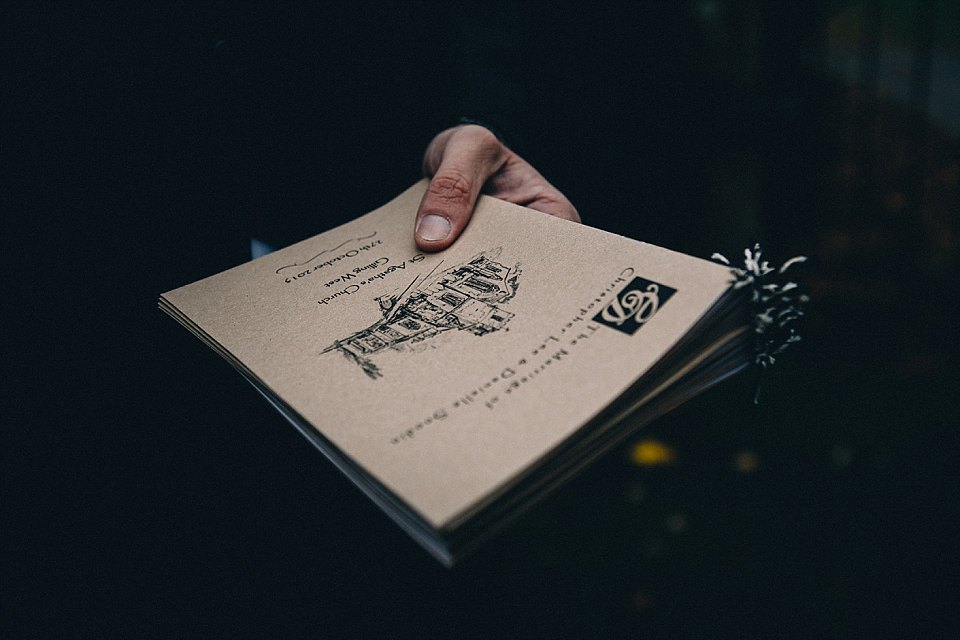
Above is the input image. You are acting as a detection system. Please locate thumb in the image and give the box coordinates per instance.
[415,126,507,251]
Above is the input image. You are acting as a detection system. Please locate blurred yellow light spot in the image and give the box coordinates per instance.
[733,450,758,473]
[630,439,676,467]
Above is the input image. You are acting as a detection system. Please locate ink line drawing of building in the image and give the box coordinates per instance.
[323,252,520,379]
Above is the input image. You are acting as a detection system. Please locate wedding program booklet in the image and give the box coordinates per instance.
[160,180,750,565]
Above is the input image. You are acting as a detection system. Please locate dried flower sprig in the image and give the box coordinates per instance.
[712,244,809,403]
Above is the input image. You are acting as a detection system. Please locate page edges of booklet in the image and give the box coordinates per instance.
[160,286,749,568]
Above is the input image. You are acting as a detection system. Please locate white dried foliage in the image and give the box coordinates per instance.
[713,244,809,402]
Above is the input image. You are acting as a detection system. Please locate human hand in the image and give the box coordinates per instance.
[414,124,580,251]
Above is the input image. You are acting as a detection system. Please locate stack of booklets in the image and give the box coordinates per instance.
[160,181,750,565]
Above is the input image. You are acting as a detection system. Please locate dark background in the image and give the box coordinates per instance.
[4,2,958,638]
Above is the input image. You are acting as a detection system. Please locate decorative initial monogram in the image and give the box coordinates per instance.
[594,276,676,335]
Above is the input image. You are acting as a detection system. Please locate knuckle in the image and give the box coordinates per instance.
[460,125,506,163]
[476,130,506,161]
[460,123,497,143]
[428,171,473,207]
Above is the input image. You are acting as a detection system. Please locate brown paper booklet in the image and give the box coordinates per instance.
[160,181,750,565]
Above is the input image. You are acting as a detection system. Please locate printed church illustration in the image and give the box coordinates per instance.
[323,252,521,379]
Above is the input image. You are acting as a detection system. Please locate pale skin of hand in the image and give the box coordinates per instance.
[414,124,580,251]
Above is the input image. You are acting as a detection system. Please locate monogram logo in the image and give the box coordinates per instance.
[594,276,676,335]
